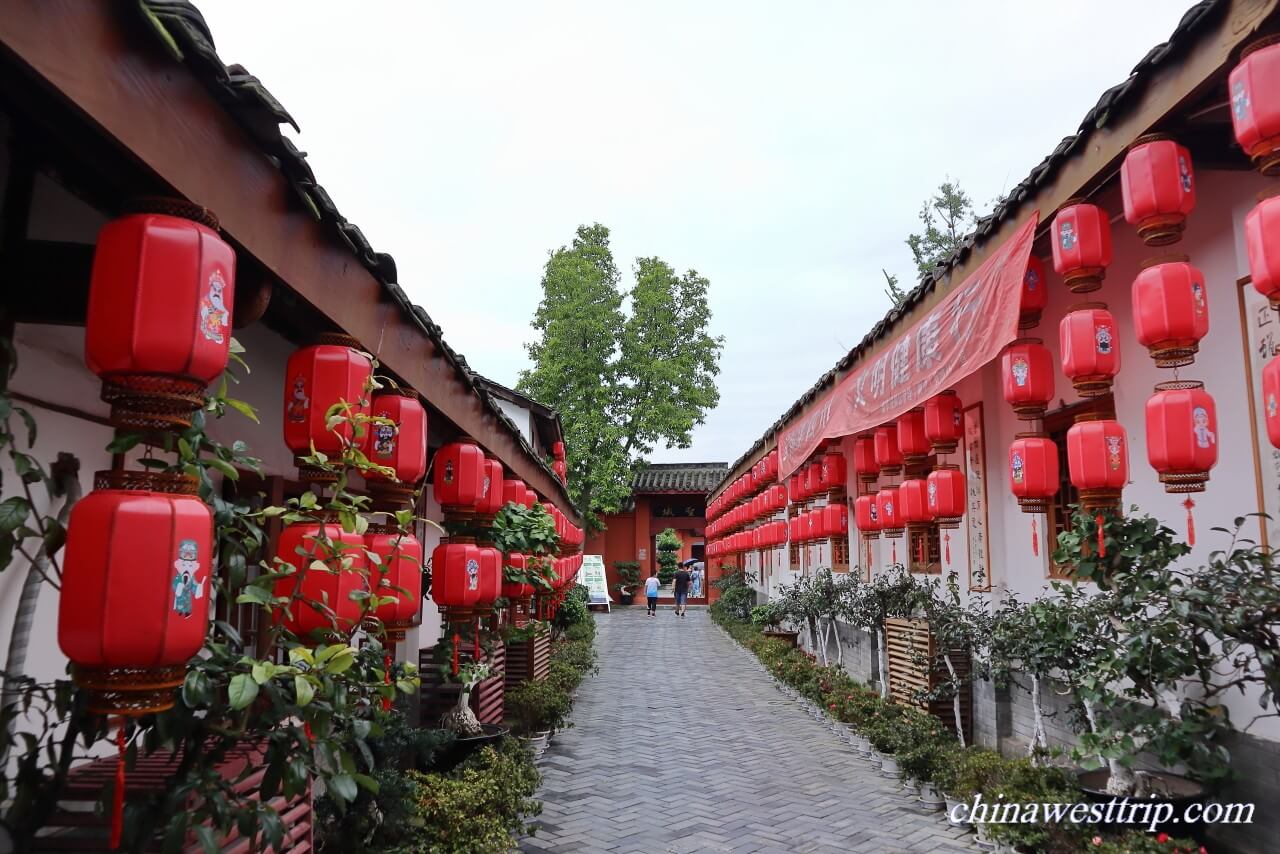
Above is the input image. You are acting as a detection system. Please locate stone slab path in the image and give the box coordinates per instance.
[522,607,976,854]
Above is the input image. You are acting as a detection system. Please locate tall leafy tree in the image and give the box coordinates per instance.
[518,224,723,529]
[906,179,975,278]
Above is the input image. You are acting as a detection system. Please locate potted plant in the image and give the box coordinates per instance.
[751,602,799,646]
[610,561,641,605]
[436,662,507,769]
[656,528,681,586]
[933,748,1007,833]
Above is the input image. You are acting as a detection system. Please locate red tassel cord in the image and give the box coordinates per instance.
[451,631,460,675]
[110,721,127,850]
[1095,513,1106,558]
[382,653,393,712]
[916,536,925,564]
[1183,497,1197,547]
[891,540,897,566]
[1031,517,1039,557]
[303,721,314,743]
[943,533,951,565]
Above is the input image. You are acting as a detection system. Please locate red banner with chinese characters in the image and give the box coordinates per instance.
[778,214,1040,478]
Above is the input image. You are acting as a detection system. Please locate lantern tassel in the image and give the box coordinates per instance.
[1096,513,1106,558]
[1031,517,1039,557]
[891,540,897,566]
[382,653,393,712]
[916,536,925,564]
[1184,497,1197,547]
[943,533,951,565]
[110,721,126,851]
[451,631,460,675]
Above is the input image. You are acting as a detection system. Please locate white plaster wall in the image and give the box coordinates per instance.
[495,398,532,445]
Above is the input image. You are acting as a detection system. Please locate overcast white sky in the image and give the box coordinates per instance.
[198,1,1192,465]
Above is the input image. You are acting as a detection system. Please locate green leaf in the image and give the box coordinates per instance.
[225,398,260,423]
[193,825,219,854]
[251,662,275,684]
[0,497,30,537]
[329,773,358,804]
[352,719,371,740]
[324,647,356,674]
[294,675,315,707]
[236,585,275,607]
[354,772,380,794]
[182,670,212,707]
[228,673,259,710]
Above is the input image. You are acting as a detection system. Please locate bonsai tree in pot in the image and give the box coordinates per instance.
[440,662,492,737]
[919,572,991,748]
[847,565,925,698]
[656,528,681,586]
[610,560,641,604]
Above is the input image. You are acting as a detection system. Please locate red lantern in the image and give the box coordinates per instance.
[475,546,502,605]
[522,488,538,510]
[274,521,368,639]
[899,478,933,532]
[431,540,482,612]
[1009,435,1059,513]
[364,389,428,487]
[1121,135,1195,246]
[476,457,505,517]
[59,471,213,714]
[1067,418,1128,510]
[552,441,566,460]
[86,207,236,431]
[1132,258,1209,368]
[1051,200,1113,293]
[806,462,823,499]
[366,526,424,641]
[1244,194,1280,310]
[1230,36,1280,175]
[853,434,878,483]
[874,425,904,475]
[1001,339,1055,420]
[822,503,848,538]
[1146,381,1218,493]
[503,478,527,509]
[876,487,903,538]
[433,441,487,514]
[854,494,881,539]
[789,516,803,544]
[1265,356,1280,449]
[1020,255,1049,329]
[924,392,963,455]
[926,466,966,529]
[819,452,847,493]
[897,409,930,466]
[283,336,373,476]
[552,459,568,483]
[1060,304,1120,398]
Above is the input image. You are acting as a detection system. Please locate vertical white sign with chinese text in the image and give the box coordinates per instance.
[963,403,992,591]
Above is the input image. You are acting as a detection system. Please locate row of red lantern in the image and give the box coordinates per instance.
[708,449,780,520]
[551,440,568,484]
[852,469,967,539]
[791,504,849,543]
[542,501,585,551]
[788,452,848,503]
[707,483,786,537]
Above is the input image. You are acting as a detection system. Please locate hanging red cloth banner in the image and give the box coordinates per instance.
[778,215,1040,478]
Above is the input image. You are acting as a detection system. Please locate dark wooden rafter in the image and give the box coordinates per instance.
[0,1,576,516]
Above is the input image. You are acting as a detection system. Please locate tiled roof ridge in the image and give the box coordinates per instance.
[129,1,569,501]
[712,0,1226,493]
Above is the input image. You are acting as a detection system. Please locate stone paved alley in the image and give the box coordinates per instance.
[522,608,976,854]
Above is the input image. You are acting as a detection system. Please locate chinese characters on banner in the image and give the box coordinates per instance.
[778,215,1040,478]
[1237,278,1280,548]
[963,403,991,592]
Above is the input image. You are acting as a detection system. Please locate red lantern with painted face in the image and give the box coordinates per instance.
[1051,201,1113,293]
[1229,37,1280,175]
[1132,258,1209,368]
[1020,255,1049,329]
[1121,135,1196,246]
[926,466,966,529]
[365,526,424,641]
[854,494,881,539]
[1067,418,1129,511]
[274,520,368,639]
[1060,304,1120,398]
[924,392,963,455]
[86,207,236,431]
[1146,381,1218,493]
[1244,194,1280,311]
[819,452,847,493]
[364,389,428,486]
[283,336,373,475]
[433,441,487,514]
[876,486,903,538]
[1001,339,1055,420]
[1009,435,1059,513]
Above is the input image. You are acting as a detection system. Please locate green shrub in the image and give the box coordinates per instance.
[505,679,572,735]
[656,527,681,585]
[710,567,756,622]
[400,739,541,854]
[1088,831,1202,853]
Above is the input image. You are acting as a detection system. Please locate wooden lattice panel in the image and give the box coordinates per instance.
[831,536,850,572]
[33,743,312,852]
[504,632,551,687]
[884,617,972,743]
[419,644,507,727]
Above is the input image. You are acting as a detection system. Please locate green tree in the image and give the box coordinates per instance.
[882,269,909,309]
[906,179,975,278]
[518,224,723,528]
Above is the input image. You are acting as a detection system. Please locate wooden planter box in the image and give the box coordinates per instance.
[504,631,551,687]
[419,643,506,728]
[33,742,312,852]
[884,617,973,743]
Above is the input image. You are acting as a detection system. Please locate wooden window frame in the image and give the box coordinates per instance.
[1043,395,1114,579]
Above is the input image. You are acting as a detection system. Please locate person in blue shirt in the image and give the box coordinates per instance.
[644,569,660,617]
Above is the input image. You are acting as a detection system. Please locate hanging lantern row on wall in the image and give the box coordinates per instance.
[551,440,567,485]
[707,449,779,520]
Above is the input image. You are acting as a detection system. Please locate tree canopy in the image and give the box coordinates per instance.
[518,224,723,528]
[883,179,978,308]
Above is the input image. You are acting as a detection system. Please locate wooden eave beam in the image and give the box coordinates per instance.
[0,1,577,519]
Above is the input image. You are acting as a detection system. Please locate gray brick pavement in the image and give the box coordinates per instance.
[521,608,975,853]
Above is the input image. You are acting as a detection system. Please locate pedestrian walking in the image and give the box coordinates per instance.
[673,563,691,617]
[644,569,660,616]
[691,561,703,598]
